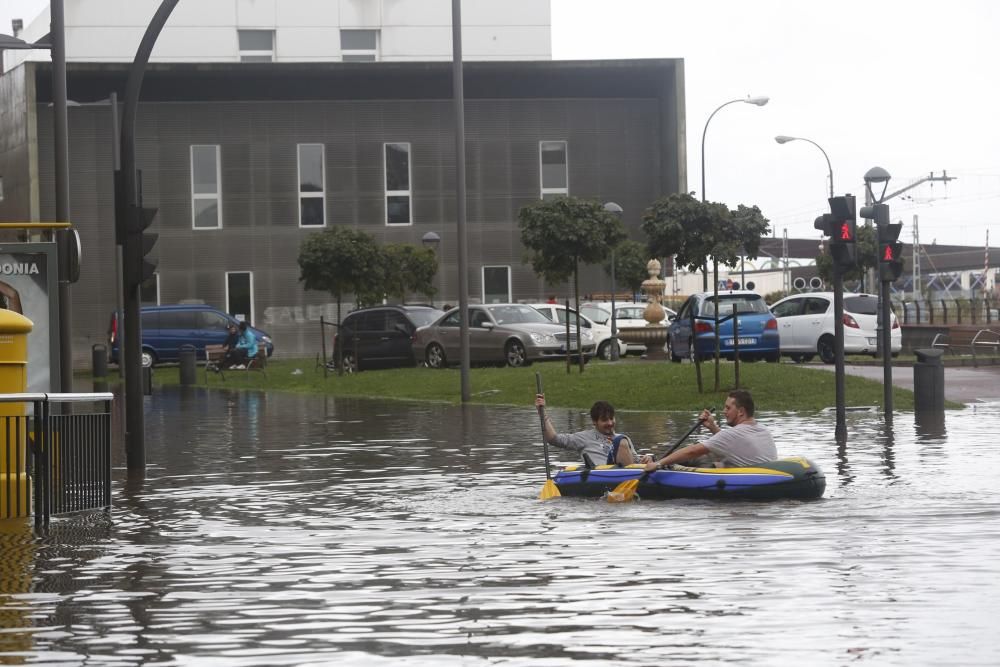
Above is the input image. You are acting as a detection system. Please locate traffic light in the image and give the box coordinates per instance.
[878,222,904,282]
[126,205,158,286]
[814,194,856,271]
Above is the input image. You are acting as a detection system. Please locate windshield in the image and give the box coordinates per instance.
[408,309,442,327]
[700,295,768,316]
[844,296,878,315]
[487,305,552,324]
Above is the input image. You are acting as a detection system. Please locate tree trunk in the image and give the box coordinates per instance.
[335,294,343,377]
[574,260,584,373]
[713,258,720,392]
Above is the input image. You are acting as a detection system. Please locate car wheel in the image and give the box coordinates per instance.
[425,343,447,369]
[141,349,156,368]
[668,337,682,363]
[765,351,780,363]
[505,339,528,367]
[597,341,612,361]
[342,352,358,374]
[817,335,836,365]
[790,354,815,364]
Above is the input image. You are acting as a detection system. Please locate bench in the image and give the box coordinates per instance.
[205,345,268,381]
[931,328,1000,367]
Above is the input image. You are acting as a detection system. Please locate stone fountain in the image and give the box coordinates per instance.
[615,259,669,361]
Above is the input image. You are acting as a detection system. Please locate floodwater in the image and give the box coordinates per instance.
[2,386,999,666]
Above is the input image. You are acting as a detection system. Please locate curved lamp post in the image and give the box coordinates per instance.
[700,95,769,289]
[775,135,834,198]
[602,202,623,361]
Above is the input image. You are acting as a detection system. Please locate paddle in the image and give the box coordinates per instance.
[536,373,561,500]
[606,410,712,503]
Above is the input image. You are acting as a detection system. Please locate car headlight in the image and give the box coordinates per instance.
[530,332,556,344]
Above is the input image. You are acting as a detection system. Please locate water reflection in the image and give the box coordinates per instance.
[1,389,999,665]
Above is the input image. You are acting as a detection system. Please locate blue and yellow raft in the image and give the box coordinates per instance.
[553,456,826,501]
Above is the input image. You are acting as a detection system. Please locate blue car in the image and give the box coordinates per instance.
[666,291,779,363]
[109,304,274,367]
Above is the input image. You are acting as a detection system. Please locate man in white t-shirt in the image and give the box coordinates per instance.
[644,390,776,470]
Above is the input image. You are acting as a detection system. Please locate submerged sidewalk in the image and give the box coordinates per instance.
[814,363,1000,404]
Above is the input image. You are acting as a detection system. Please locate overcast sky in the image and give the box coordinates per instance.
[4,0,997,250]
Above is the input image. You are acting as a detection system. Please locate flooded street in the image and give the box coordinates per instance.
[2,387,999,666]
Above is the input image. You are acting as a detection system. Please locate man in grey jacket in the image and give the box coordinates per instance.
[534,393,651,467]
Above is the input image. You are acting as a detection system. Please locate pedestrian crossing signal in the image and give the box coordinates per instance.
[839,220,855,242]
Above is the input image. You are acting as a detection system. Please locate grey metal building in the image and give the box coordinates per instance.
[0,58,686,359]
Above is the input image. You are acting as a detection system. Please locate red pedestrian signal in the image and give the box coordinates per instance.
[839,221,854,242]
[882,244,895,261]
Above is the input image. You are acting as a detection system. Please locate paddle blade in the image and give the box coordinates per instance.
[606,479,639,503]
[539,479,561,501]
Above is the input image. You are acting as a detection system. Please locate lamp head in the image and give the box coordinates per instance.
[602,201,623,216]
[421,231,441,250]
[746,96,770,106]
[864,166,891,203]
[774,135,797,144]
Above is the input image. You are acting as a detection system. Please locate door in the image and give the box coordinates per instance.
[482,266,511,304]
[155,310,200,361]
[357,310,389,367]
[771,297,806,351]
[469,307,495,362]
[383,310,415,365]
[800,297,832,350]
[668,297,695,357]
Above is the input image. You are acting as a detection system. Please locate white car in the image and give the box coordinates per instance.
[581,302,676,354]
[529,303,628,360]
[769,292,902,363]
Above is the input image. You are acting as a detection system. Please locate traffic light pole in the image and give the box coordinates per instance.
[833,265,847,441]
[881,277,893,424]
[116,0,178,473]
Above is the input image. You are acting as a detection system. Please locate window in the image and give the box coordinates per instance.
[140,273,160,305]
[482,266,511,303]
[341,29,379,62]
[539,141,568,200]
[226,271,254,324]
[297,144,325,227]
[384,143,412,225]
[238,29,274,62]
[191,145,222,229]
[771,299,803,318]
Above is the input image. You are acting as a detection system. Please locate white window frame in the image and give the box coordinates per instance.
[238,29,275,62]
[384,142,413,226]
[539,140,569,200]
[225,271,255,324]
[482,265,512,304]
[297,143,326,228]
[191,144,222,230]
[341,29,379,62]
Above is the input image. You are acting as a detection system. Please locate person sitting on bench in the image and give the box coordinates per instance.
[221,321,258,370]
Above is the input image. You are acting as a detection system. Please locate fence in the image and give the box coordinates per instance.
[0,392,114,526]
[896,297,998,326]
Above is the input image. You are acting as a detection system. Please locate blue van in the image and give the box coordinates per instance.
[109,304,274,367]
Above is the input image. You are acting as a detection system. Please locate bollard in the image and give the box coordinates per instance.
[142,365,153,396]
[179,345,197,385]
[913,348,945,413]
[92,343,108,378]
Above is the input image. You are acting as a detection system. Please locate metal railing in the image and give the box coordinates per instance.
[897,297,998,326]
[0,392,114,526]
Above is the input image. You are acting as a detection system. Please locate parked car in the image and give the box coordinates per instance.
[332,305,443,373]
[666,291,780,363]
[109,304,274,367]
[412,303,595,368]
[529,303,627,360]
[769,292,902,363]
[581,301,676,355]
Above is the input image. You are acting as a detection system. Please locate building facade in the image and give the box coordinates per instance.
[0,58,687,359]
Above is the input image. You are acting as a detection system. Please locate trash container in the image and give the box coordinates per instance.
[179,345,197,385]
[92,343,108,379]
[913,348,945,413]
[142,365,153,396]
[0,309,33,519]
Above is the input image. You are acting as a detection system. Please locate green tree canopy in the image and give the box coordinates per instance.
[298,227,384,312]
[518,197,627,285]
[603,239,650,294]
[641,192,732,273]
[380,243,438,303]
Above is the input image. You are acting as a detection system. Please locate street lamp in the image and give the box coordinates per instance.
[864,166,892,204]
[700,95,769,289]
[774,135,835,198]
[602,202,622,361]
[421,231,441,308]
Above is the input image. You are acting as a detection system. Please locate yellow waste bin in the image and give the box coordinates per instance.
[0,309,33,521]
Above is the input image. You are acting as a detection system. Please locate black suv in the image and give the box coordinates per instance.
[333,305,443,372]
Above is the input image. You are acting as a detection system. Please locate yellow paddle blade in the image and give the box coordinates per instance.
[539,479,561,500]
[606,478,640,503]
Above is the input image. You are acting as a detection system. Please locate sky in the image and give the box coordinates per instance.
[3,0,998,251]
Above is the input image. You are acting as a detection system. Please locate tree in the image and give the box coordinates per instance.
[380,243,438,304]
[642,193,771,391]
[518,196,627,372]
[603,239,650,295]
[298,227,384,372]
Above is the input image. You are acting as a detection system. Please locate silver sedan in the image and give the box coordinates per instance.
[412,304,595,368]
